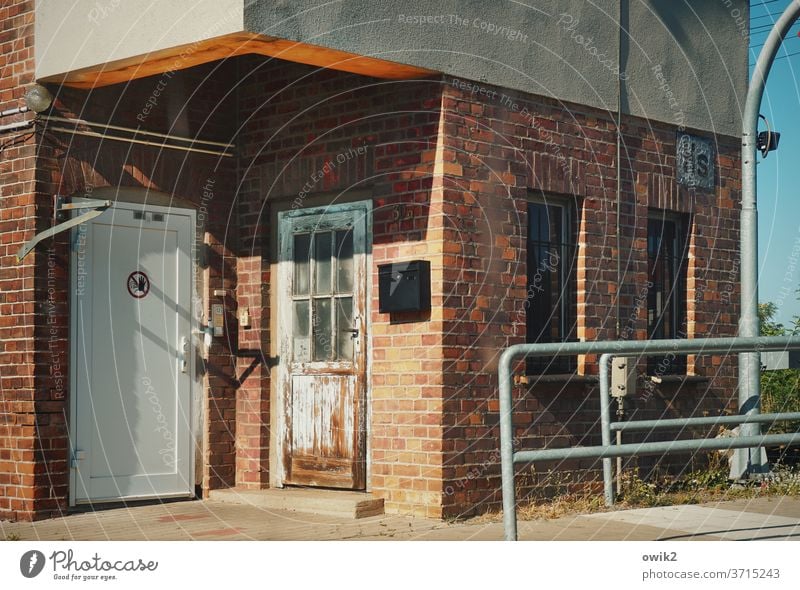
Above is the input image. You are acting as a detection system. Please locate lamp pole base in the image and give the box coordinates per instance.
[729,447,769,480]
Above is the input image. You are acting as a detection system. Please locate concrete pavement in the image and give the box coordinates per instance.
[1,496,799,541]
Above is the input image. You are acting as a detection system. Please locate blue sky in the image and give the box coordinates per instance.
[750,0,800,326]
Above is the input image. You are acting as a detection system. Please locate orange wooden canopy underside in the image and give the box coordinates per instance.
[41,32,436,89]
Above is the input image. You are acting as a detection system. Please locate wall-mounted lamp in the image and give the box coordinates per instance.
[24,84,53,114]
[0,84,53,125]
[757,114,781,158]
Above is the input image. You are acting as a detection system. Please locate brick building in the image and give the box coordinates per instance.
[0,1,748,521]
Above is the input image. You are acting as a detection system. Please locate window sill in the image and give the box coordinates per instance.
[648,375,709,385]
[516,373,599,384]
[514,374,709,386]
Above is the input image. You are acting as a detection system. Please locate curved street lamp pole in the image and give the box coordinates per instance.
[733,0,800,478]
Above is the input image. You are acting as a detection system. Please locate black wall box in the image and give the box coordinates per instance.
[378,260,431,313]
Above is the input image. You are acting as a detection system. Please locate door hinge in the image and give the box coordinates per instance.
[70,450,86,469]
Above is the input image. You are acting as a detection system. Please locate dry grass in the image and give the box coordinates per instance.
[517,493,607,520]
[467,462,800,524]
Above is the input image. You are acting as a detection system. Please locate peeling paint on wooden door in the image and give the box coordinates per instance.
[278,203,369,489]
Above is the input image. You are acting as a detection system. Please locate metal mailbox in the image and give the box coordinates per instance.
[378,260,430,313]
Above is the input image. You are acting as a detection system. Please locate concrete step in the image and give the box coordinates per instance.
[208,487,384,519]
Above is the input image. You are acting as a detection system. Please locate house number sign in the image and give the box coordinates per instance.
[676,132,715,190]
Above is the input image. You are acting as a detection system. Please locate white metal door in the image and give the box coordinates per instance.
[70,203,194,504]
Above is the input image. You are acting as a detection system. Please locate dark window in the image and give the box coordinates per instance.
[647,213,688,373]
[525,199,577,373]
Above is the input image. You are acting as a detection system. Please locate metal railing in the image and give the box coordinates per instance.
[498,336,800,541]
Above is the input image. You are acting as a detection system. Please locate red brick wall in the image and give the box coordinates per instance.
[235,56,447,516]
[1,35,742,521]
[437,79,741,517]
[24,60,241,517]
[0,0,59,522]
[235,63,741,518]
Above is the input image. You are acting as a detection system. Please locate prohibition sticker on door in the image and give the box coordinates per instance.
[127,270,150,298]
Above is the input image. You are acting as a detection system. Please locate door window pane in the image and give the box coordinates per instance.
[313,298,333,361]
[335,230,354,293]
[293,299,310,361]
[293,234,310,296]
[336,297,354,361]
[314,232,332,295]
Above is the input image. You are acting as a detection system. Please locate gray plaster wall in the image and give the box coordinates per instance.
[36,1,749,138]
[245,0,749,137]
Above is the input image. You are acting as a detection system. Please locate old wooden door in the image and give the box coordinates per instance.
[278,202,369,489]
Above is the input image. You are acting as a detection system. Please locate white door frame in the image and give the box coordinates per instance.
[273,200,372,489]
[68,200,198,505]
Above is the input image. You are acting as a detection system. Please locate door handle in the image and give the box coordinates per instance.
[340,328,359,338]
[180,336,189,373]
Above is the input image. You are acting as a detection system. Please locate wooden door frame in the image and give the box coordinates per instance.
[68,199,198,506]
[271,199,372,490]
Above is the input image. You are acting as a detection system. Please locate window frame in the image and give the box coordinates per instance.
[646,210,689,373]
[524,194,579,374]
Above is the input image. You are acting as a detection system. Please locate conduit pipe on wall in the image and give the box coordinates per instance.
[42,115,234,148]
[0,105,29,117]
[0,119,34,134]
[40,115,235,157]
[46,126,234,158]
[612,0,625,498]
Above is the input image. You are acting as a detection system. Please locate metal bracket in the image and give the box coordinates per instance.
[16,197,111,262]
[610,356,637,398]
[54,196,111,220]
